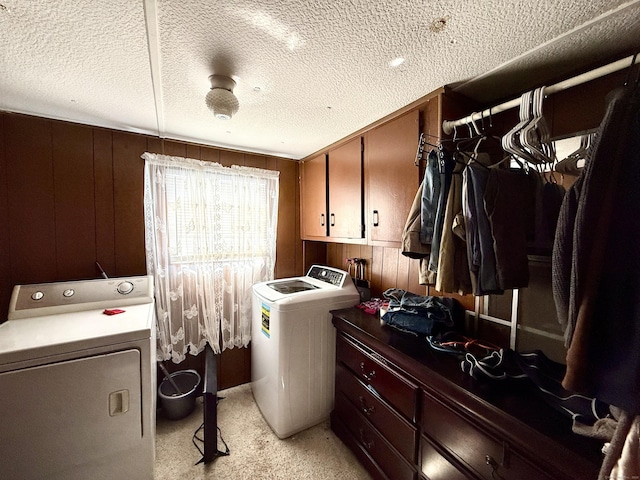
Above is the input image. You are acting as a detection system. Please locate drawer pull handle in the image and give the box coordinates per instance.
[359,428,374,450]
[358,395,375,416]
[359,362,376,381]
[485,455,505,479]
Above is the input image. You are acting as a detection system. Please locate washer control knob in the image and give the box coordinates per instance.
[31,291,44,301]
[117,281,134,295]
[63,289,75,298]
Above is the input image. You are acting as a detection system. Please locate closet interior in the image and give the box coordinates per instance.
[429,54,640,364]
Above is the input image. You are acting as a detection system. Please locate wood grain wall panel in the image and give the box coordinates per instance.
[266,156,278,171]
[219,346,251,390]
[51,122,96,280]
[0,114,10,317]
[93,129,117,277]
[146,137,162,154]
[161,139,187,157]
[112,131,147,277]
[5,115,57,284]
[220,149,244,167]
[408,257,426,295]
[245,153,267,169]
[185,143,201,160]
[396,252,411,292]
[200,146,220,163]
[303,240,328,273]
[370,246,384,298]
[275,158,300,278]
[381,247,400,292]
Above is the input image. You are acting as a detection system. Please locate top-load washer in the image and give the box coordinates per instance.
[0,275,156,480]
[251,265,360,439]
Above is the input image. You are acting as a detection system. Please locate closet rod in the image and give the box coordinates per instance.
[442,52,640,135]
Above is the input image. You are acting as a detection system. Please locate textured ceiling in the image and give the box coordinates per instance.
[1,1,639,160]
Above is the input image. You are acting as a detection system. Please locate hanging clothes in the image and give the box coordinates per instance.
[435,158,472,294]
[420,149,442,245]
[483,167,532,290]
[464,163,503,295]
[401,149,438,285]
[427,147,455,283]
[552,83,640,415]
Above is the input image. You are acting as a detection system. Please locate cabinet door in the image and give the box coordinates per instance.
[366,110,420,245]
[300,153,328,239]
[328,137,363,239]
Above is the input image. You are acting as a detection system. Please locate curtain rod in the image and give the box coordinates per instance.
[442,52,640,135]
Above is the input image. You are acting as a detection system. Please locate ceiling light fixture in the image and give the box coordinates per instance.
[205,74,239,120]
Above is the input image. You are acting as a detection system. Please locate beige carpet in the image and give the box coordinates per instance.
[155,383,372,479]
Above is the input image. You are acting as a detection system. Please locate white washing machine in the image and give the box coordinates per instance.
[0,276,156,480]
[251,265,360,439]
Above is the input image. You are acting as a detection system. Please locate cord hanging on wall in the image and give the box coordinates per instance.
[205,74,239,120]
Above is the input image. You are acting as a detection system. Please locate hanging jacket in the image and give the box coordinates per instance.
[553,84,640,415]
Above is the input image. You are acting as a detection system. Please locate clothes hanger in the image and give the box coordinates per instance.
[502,90,541,166]
[521,87,555,164]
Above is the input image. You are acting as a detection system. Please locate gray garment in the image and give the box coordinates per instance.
[420,149,441,244]
[466,163,502,295]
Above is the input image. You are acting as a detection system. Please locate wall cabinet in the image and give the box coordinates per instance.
[365,109,420,246]
[300,153,328,239]
[300,137,364,242]
[331,307,601,480]
[328,137,364,239]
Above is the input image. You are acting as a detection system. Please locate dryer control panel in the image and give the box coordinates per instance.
[8,276,154,319]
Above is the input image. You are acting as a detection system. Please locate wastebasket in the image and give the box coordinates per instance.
[158,369,201,420]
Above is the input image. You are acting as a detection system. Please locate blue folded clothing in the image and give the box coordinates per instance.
[381,288,454,336]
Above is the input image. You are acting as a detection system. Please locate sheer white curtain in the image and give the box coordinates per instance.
[143,153,279,362]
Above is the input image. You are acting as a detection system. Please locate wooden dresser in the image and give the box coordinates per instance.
[330,307,603,480]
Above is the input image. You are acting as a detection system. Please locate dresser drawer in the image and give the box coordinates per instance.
[421,392,552,480]
[336,362,418,463]
[337,333,418,422]
[420,435,469,480]
[335,390,417,480]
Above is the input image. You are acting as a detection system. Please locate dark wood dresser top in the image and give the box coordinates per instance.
[331,307,603,478]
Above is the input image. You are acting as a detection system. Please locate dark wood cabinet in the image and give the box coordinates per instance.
[331,307,602,480]
[365,109,420,246]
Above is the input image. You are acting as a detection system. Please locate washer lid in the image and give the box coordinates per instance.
[265,279,319,295]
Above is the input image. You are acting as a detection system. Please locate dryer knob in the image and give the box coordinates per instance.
[117,281,134,295]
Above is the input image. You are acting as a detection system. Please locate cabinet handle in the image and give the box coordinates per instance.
[372,210,379,227]
[358,395,375,416]
[330,213,335,226]
[359,428,374,450]
[359,361,376,381]
[320,213,325,226]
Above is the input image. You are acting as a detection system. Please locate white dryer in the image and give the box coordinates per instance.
[251,265,360,439]
[0,276,156,480]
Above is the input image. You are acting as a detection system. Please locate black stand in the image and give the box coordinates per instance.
[195,343,229,464]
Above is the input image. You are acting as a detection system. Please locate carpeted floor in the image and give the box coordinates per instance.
[155,383,372,479]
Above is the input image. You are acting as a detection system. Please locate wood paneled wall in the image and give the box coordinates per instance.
[0,112,303,389]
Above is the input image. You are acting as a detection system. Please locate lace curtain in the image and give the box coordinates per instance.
[142,153,279,362]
